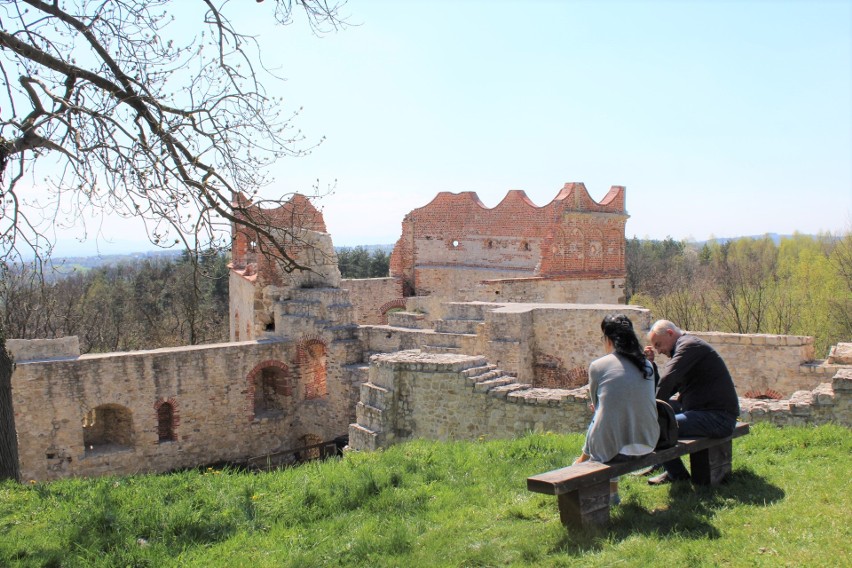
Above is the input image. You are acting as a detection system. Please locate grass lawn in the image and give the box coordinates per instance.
[1,422,849,567]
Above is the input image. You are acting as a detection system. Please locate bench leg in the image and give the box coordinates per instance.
[556,481,610,528]
[690,440,732,485]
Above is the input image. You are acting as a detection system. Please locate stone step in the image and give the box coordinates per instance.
[386,311,430,329]
[355,401,384,432]
[279,299,320,317]
[348,423,382,452]
[359,382,391,409]
[461,364,498,378]
[421,345,464,355]
[291,287,351,305]
[473,376,516,393]
[488,383,533,399]
[443,302,491,321]
[423,331,475,348]
[328,324,359,341]
[466,369,504,385]
[434,318,483,334]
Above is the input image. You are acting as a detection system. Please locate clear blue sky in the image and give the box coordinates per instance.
[58,0,852,254]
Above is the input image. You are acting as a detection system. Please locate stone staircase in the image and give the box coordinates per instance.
[350,354,533,451]
[272,286,365,368]
[422,302,491,354]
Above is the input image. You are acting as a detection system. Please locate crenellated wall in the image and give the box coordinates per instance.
[389,183,628,304]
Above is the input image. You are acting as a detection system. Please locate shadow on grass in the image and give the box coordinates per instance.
[550,467,784,555]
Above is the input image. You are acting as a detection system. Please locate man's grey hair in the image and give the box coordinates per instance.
[650,319,682,336]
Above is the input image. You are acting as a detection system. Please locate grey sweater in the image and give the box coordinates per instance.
[582,353,660,463]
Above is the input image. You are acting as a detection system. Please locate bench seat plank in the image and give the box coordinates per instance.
[528,422,750,496]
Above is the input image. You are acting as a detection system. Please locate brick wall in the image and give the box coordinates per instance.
[390,184,629,299]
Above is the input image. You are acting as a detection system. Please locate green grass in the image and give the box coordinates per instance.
[1,423,849,567]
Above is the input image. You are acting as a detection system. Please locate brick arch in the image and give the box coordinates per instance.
[246,360,291,421]
[744,388,783,400]
[532,352,589,388]
[154,398,180,443]
[379,298,407,324]
[296,336,329,400]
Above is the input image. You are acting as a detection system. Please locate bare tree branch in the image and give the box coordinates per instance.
[0,0,346,269]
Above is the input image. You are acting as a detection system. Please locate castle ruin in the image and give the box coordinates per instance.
[8,185,851,481]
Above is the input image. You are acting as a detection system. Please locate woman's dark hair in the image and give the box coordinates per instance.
[601,314,650,378]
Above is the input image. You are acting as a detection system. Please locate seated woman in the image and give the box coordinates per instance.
[574,314,660,505]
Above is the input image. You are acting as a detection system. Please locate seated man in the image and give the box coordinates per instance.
[645,320,740,485]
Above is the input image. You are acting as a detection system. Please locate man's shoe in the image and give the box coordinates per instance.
[647,472,689,485]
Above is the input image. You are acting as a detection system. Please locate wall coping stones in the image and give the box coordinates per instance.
[690,331,813,346]
[7,337,81,362]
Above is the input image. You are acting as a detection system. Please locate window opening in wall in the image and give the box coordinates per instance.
[157,402,176,442]
[254,366,291,418]
[302,341,328,400]
[82,404,134,455]
[451,239,459,248]
[265,319,276,332]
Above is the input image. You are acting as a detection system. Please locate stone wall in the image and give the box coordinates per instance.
[481,277,625,305]
[349,352,852,453]
[340,277,404,324]
[229,271,257,342]
[12,339,359,482]
[740,369,851,426]
[665,331,821,398]
[349,352,592,451]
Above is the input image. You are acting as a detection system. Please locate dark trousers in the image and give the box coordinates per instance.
[662,402,738,480]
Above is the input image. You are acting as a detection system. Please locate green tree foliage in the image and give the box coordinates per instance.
[0,252,230,353]
[337,247,390,278]
[628,232,851,357]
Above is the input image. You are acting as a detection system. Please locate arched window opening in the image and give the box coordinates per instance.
[301,340,328,400]
[82,404,134,455]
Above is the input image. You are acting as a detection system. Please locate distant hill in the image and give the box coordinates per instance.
[334,244,395,254]
[692,233,825,246]
[41,250,185,280]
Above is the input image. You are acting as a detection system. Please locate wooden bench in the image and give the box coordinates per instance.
[527,422,750,528]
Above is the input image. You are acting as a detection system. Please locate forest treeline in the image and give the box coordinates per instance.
[1,235,849,357]
[336,246,391,279]
[626,232,852,357]
[1,252,230,354]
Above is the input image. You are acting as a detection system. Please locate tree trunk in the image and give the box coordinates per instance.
[0,328,20,482]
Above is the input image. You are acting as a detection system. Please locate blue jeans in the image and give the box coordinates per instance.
[662,403,738,480]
